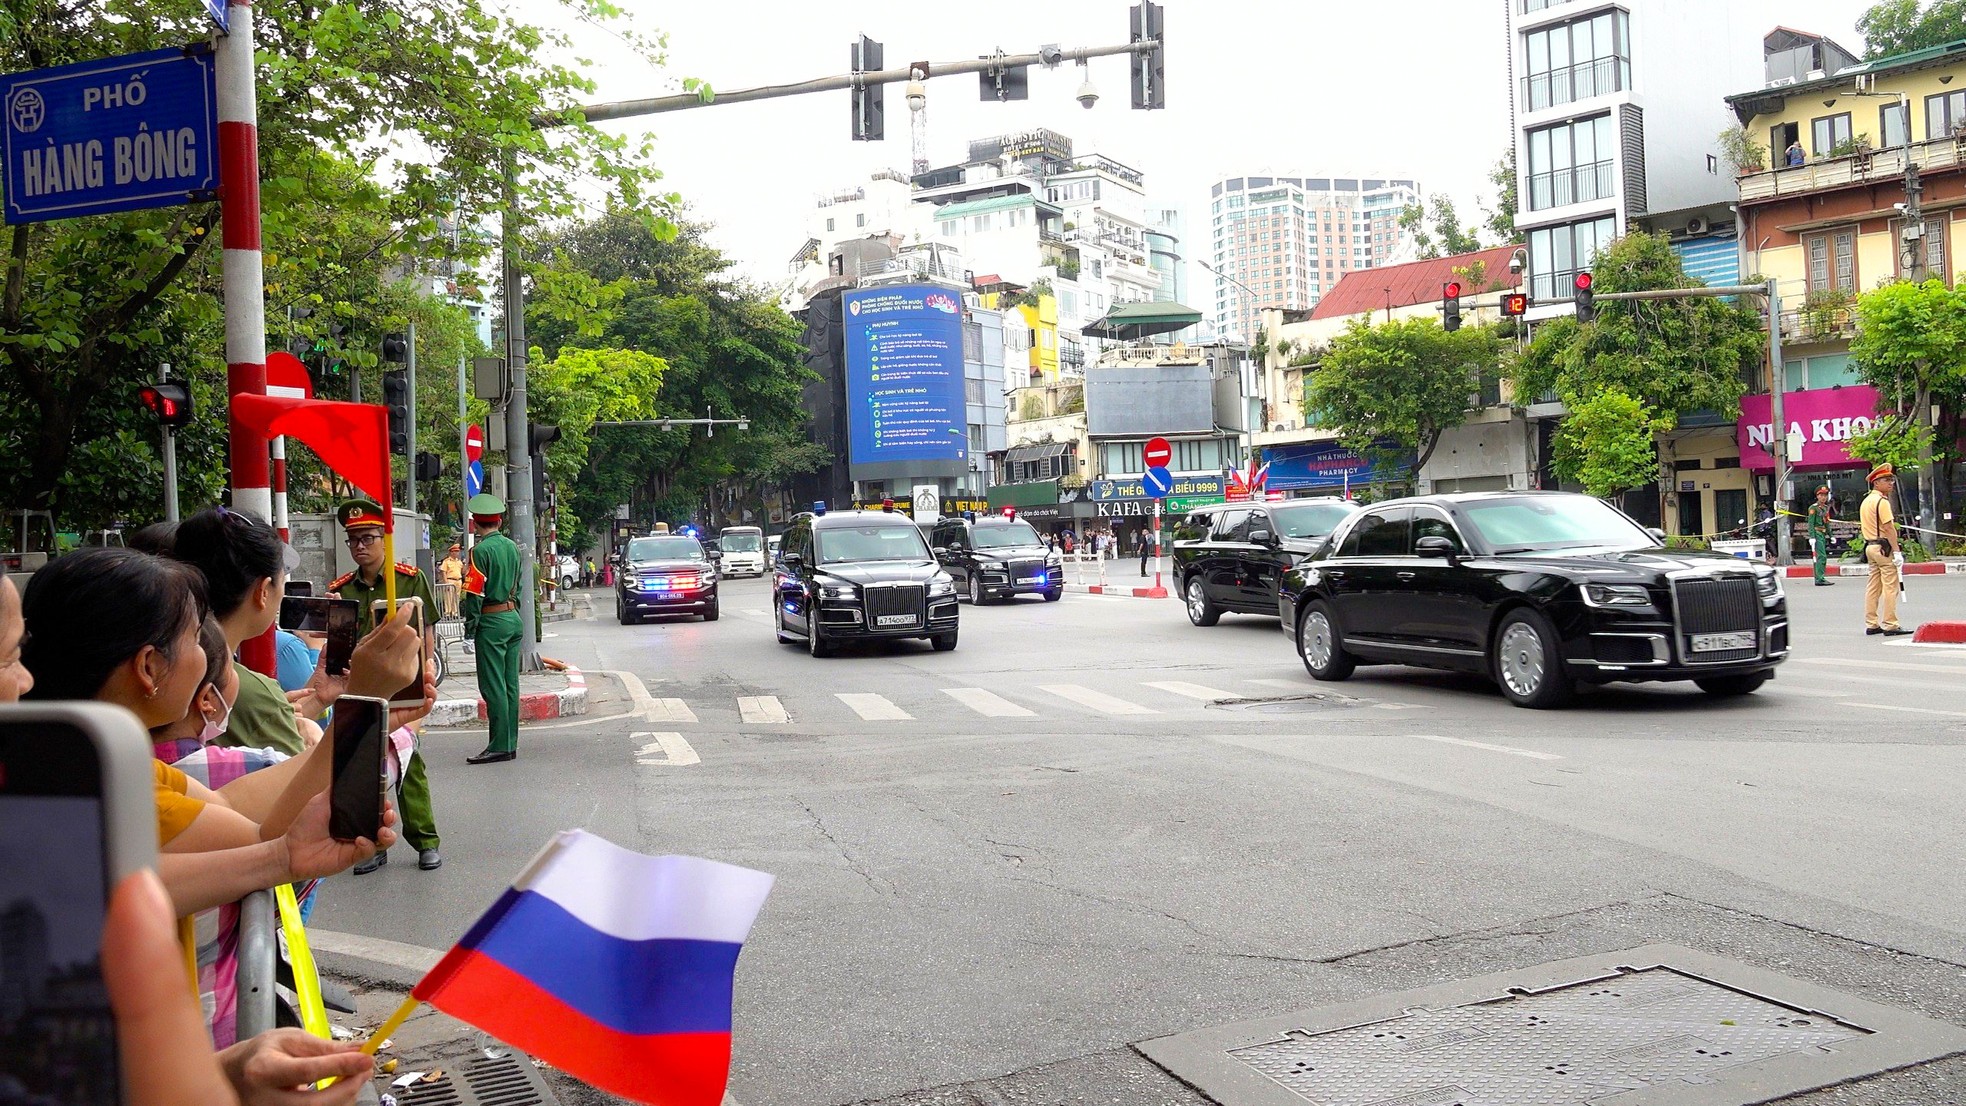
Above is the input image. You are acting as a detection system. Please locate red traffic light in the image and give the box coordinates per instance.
[1443,281,1463,299]
[137,383,193,429]
[1573,272,1593,291]
[1501,293,1529,317]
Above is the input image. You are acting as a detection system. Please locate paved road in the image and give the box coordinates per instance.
[313,572,1966,1105]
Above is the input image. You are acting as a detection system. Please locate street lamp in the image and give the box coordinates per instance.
[1196,258,1266,473]
[1197,258,1262,346]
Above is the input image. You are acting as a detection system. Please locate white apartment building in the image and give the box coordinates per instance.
[1205,175,1421,342]
[1511,0,1797,313]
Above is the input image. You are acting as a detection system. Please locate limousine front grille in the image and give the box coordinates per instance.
[863,584,925,627]
[1672,576,1762,663]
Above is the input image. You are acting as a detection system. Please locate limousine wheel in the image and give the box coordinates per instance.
[1494,609,1574,709]
[1695,672,1770,697]
[1185,576,1220,627]
[1297,601,1354,682]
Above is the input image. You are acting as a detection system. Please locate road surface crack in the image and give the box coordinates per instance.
[794,797,894,896]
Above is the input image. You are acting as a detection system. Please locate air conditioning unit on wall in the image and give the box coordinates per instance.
[1685,216,1709,237]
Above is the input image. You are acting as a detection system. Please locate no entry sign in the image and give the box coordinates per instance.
[1143,436,1172,469]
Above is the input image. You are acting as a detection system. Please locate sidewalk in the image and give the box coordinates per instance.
[427,665,589,727]
[1060,557,1173,598]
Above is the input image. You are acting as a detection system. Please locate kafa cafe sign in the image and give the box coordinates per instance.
[1737,385,1881,470]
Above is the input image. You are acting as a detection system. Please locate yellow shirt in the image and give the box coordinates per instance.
[1860,490,1897,544]
[440,555,464,587]
[153,760,205,846]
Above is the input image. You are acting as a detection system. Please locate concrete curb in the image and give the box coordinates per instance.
[427,667,587,727]
[1782,562,1962,578]
[1912,622,1966,643]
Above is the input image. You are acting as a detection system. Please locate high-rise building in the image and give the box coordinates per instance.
[1205,175,1421,342]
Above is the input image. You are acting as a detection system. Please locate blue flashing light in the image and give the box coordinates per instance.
[813,501,828,516]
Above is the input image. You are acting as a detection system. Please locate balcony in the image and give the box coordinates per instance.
[1780,297,1857,344]
[1527,160,1616,211]
[1521,56,1628,113]
[1739,133,1966,203]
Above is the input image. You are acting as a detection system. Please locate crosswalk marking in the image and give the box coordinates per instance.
[836,693,913,721]
[1245,678,1305,690]
[634,732,700,767]
[647,698,698,723]
[1795,656,1966,673]
[1144,680,1234,702]
[1412,734,1563,761]
[1039,684,1161,715]
[941,687,1036,717]
[1840,701,1966,719]
[737,696,789,724]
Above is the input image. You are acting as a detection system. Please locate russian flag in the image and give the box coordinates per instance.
[411,831,773,1106]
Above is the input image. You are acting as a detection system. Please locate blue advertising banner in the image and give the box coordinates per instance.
[2,46,219,225]
[1262,440,1412,490]
[1089,474,1226,502]
[844,285,967,472]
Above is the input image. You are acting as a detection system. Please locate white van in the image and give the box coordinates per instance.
[717,526,767,577]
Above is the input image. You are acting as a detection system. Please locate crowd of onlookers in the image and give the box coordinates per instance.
[1,505,437,1104]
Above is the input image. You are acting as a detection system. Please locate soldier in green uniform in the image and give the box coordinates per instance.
[1806,485,1836,587]
[329,499,443,871]
[463,492,524,764]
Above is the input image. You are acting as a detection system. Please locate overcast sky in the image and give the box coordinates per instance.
[543,0,1874,290]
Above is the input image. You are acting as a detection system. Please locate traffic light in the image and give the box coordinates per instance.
[850,36,885,141]
[381,332,409,364]
[1573,271,1596,323]
[382,371,409,454]
[1442,280,1463,332]
[528,422,562,455]
[414,451,442,481]
[1131,2,1166,110]
[137,383,193,430]
[1501,292,1530,317]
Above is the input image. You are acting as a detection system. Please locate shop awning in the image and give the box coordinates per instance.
[1002,442,1070,465]
[1080,301,1205,340]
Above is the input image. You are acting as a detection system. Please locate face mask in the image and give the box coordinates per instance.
[197,696,232,744]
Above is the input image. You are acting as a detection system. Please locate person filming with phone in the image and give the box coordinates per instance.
[328,498,443,872]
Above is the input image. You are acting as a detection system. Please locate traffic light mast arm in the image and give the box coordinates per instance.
[559,38,1161,125]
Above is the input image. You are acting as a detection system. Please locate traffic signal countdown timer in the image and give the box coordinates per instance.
[1441,281,1463,332]
[138,383,193,429]
[1501,292,1530,317]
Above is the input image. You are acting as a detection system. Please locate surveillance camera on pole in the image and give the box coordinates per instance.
[1076,62,1099,109]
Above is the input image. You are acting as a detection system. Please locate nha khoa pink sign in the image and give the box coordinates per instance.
[1736,385,1881,471]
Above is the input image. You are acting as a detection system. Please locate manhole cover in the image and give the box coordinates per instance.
[391,1052,560,1106]
[1139,945,1966,1106]
[1209,694,1363,715]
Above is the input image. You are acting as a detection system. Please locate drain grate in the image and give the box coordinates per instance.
[1139,945,1966,1106]
[392,1053,560,1106]
[1208,694,1363,715]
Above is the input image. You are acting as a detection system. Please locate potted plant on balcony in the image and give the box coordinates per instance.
[1718,125,1766,175]
[1801,288,1855,341]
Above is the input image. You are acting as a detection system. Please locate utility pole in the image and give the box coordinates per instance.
[501,151,539,668]
[1766,277,1790,567]
[405,319,418,549]
[458,352,470,554]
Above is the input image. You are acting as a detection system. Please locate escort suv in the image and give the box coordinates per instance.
[773,509,960,656]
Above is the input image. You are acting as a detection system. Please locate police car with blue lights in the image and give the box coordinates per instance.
[770,502,960,656]
[926,508,1065,604]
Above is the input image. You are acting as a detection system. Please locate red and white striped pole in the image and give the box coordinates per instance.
[217,0,275,673]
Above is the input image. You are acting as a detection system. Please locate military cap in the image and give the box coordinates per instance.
[468,492,507,516]
[336,499,388,530]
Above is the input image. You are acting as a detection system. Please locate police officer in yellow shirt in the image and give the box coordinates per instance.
[1860,465,1911,637]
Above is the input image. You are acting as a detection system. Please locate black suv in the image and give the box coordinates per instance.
[1282,492,1788,708]
[774,510,960,656]
[928,516,1063,604]
[1172,498,1358,626]
[616,534,720,624]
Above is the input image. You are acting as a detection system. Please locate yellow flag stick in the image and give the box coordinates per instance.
[362,995,421,1056]
[383,524,399,610]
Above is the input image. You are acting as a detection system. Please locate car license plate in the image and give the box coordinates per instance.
[1022,575,1046,584]
[876,614,918,627]
[1691,631,1757,652]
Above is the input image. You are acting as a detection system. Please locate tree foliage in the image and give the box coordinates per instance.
[1553,391,1664,498]
[1398,198,1484,261]
[1484,151,1523,245]
[1859,0,1966,59]
[0,0,673,528]
[1306,318,1501,472]
[1849,277,1966,523]
[527,213,824,534]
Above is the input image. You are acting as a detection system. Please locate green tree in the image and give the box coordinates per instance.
[1849,278,1966,532]
[1510,232,1765,511]
[1859,0,1966,59]
[1398,197,1485,260]
[1553,391,1664,498]
[1483,150,1523,245]
[1307,317,1502,473]
[0,0,672,525]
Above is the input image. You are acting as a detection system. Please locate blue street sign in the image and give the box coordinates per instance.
[2,46,219,225]
[205,0,230,33]
[1143,466,1174,499]
[465,459,485,499]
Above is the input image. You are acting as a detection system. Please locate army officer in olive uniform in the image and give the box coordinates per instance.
[463,492,524,764]
[330,499,443,871]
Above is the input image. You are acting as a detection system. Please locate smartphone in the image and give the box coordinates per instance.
[0,703,157,1106]
[370,597,428,709]
[280,595,358,677]
[285,579,315,597]
[328,695,388,843]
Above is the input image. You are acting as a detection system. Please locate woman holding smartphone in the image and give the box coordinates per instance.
[169,507,312,756]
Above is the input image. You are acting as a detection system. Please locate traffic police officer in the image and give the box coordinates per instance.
[1860,464,1910,636]
[463,493,524,764]
[330,499,443,871]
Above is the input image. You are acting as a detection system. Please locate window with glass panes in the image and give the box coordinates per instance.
[1527,216,1617,301]
[1810,112,1853,155]
[1927,90,1966,139]
[1804,229,1856,293]
[1527,114,1615,210]
[1522,10,1630,111]
[1894,217,1947,280]
[1881,102,1910,148]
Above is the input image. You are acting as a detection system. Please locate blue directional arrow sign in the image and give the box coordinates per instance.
[205,0,230,33]
[2,46,219,225]
[1143,465,1174,499]
[465,459,485,499]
